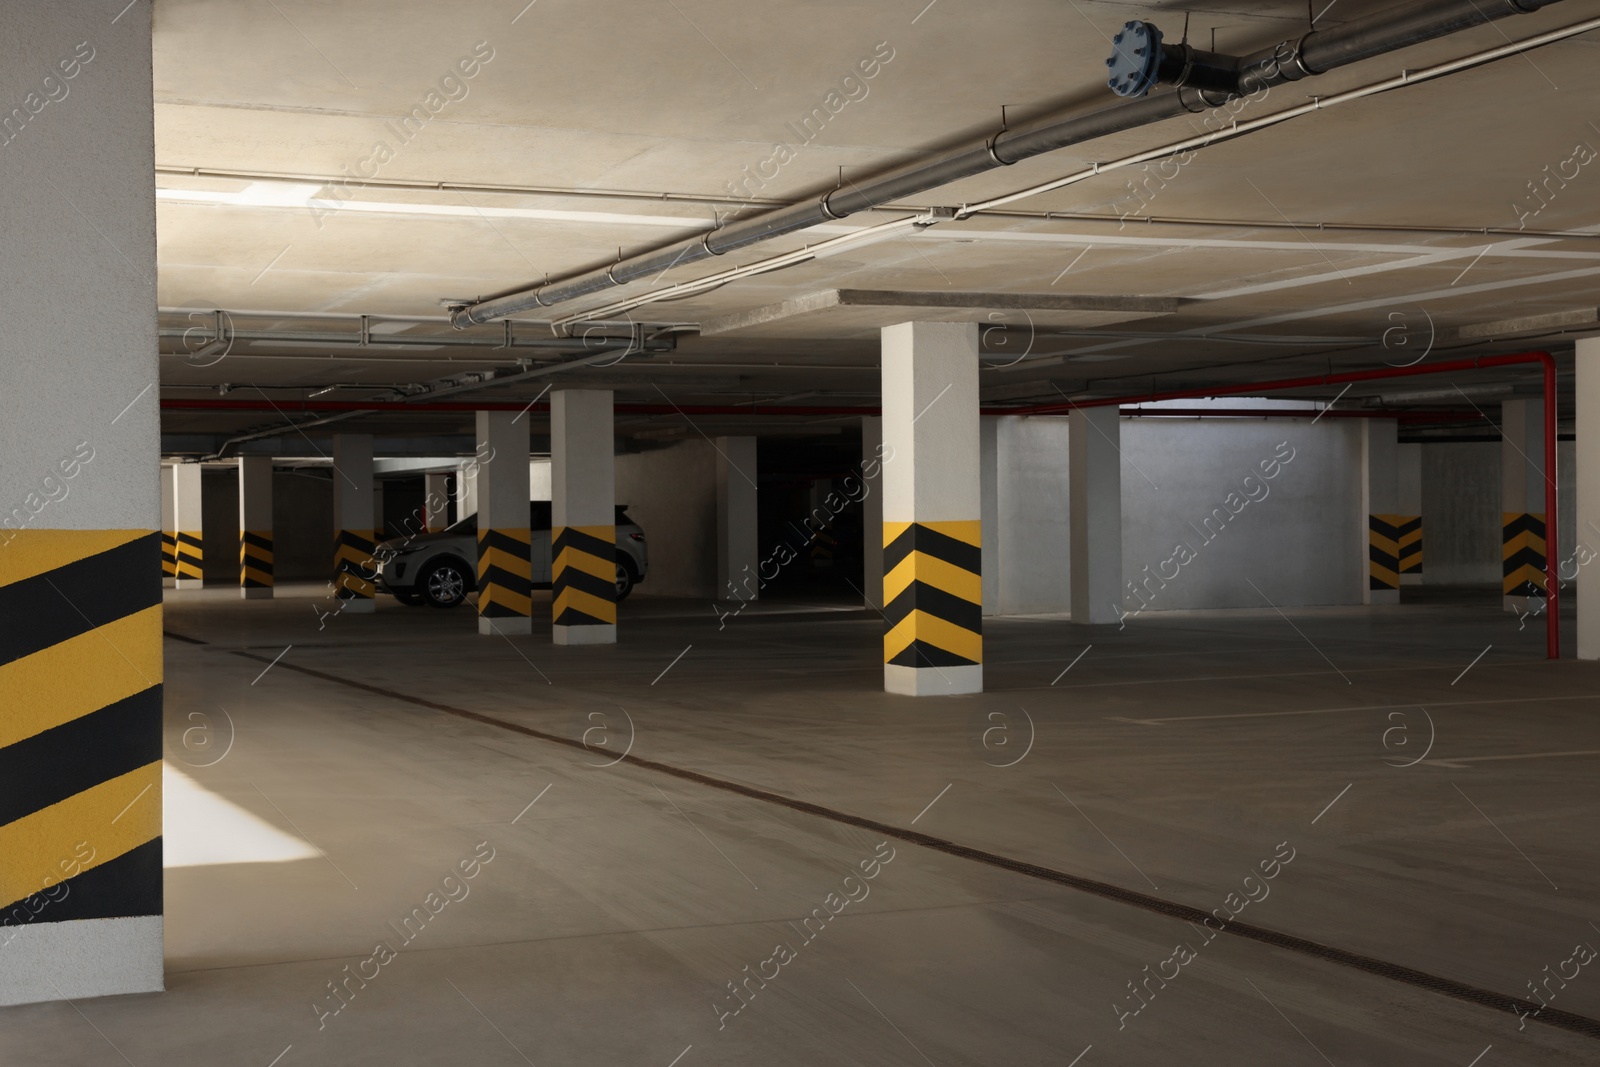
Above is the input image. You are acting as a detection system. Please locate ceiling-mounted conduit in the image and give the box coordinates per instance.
[449,0,1564,328]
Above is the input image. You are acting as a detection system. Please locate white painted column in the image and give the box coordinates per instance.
[979,416,1001,617]
[455,460,478,522]
[715,437,758,602]
[1397,442,1423,586]
[861,417,885,610]
[1578,338,1600,659]
[424,472,451,532]
[172,463,205,589]
[1501,399,1547,615]
[880,322,982,696]
[0,1,163,1005]
[161,465,176,588]
[1361,419,1401,606]
[332,435,376,613]
[551,390,617,645]
[476,412,533,636]
[238,456,274,599]
[1069,407,1123,624]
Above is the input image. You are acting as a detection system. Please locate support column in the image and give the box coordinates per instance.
[1501,399,1547,614]
[455,459,478,523]
[476,412,533,636]
[861,417,885,610]
[238,456,274,599]
[424,472,451,532]
[715,437,758,602]
[881,322,981,696]
[1362,419,1402,606]
[332,435,376,614]
[551,390,617,645]
[1070,407,1124,624]
[172,463,204,589]
[1397,442,1424,586]
[161,466,176,587]
[0,0,163,1005]
[979,416,1001,617]
[1579,339,1600,659]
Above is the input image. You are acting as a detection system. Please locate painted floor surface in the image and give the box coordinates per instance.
[2,585,1597,1066]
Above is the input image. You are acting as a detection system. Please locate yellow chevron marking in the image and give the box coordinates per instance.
[0,761,162,912]
[1502,529,1547,558]
[0,530,151,588]
[335,573,375,597]
[554,586,618,623]
[557,524,615,543]
[883,552,982,606]
[479,584,533,616]
[554,548,615,583]
[477,544,532,578]
[1370,563,1399,588]
[884,609,983,665]
[481,527,532,546]
[240,565,274,586]
[882,521,913,549]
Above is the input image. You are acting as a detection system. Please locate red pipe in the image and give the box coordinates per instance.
[162,349,1560,657]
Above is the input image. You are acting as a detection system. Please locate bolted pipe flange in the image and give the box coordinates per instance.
[1106,20,1164,98]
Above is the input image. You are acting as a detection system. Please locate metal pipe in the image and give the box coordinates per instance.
[451,0,1565,327]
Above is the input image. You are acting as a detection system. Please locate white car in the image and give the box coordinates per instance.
[375,502,647,608]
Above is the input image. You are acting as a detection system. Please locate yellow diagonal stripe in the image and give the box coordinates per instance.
[1370,563,1399,588]
[1369,534,1400,556]
[554,586,618,624]
[0,529,149,587]
[1502,530,1546,557]
[0,604,162,750]
[560,524,615,542]
[882,521,912,550]
[921,520,981,548]
[241,565,274,586]
[884,609,983,664]
[478,545,532,578]
[554,549,615,583]
[479,585,533,616]
[0,761,162,912]
[883,551,982,605]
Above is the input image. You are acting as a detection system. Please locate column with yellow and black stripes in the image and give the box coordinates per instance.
[161,465,177,587]
[332,434,377,613]
[1360,420,1401,606]
[2,7,164,1002]
[1501,399,1548,613]
[172,463,205,590]
[880,322,982,696]
[238,456,274,600]
[476,412,534,635]
[551,390,617,645]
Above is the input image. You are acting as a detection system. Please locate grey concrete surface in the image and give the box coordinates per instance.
[3,584,1597,1065]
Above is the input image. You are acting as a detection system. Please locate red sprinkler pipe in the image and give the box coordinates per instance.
[1008,350,1560,659]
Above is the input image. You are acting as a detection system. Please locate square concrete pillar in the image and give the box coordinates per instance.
[332,435,376,613]
[715,437,758,602]
[172,463,205,589]
[424,472,451,532]
[1579,339,1600,659]
[1397,443,1424,586]
[1070,407,1123,624]
[552,390,617,645]
[861,417,886,610]
[455,460,478,523]
[476,412,533,636]
[1361,419,1403,606]
[0,0,163,1006]
[979,416,1001,617]
[161,465,176,588]
[238,456,274,599]
[1502,399,1547,614]
[880,322,982,696]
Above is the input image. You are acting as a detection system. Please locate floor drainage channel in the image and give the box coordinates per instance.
[172,632,1600,1041]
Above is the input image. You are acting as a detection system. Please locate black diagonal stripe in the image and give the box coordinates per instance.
[175,532,203,550]
[1502,514,1547,540]
[478,529,532,554]
[888,639,979,669]
[479,564,532,595]
[1395,517,1422,538]
[553,566,617,601]
[1368,516,1402,541]
[1506,577,1548,597]
[1503,547,1548,573]
[553,527,614,559]
[0,686,161,826]
[1370,576,1398,591]
[1,838,163,927]
[337,530,376,552]
[555,606,612,626]
[884,581,984,634]
[884,525,981,575]
[0,535,160,667]
[242,577,273,588]
[1369,545,1400,570]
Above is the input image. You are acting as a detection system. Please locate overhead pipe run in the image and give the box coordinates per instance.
[449,0,1565,327]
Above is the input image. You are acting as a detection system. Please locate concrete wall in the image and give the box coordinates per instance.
[983,416,1072,615]
[276,471,334,582]
[1120,419,1362,611]
[616,440,718,598]
[1421,440,1576,586]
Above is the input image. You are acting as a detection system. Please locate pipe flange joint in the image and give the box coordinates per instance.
[1106,20,1164,99]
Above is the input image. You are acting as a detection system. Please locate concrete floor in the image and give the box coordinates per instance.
[4,584,1599,1065]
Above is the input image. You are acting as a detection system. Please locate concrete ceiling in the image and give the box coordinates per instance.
[150,0,1600,447]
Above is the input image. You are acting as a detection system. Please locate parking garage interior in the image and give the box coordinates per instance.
[8,1,1600,1064]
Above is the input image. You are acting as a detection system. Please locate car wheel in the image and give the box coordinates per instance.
[421,558,471,608]
[615,556,636,601]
